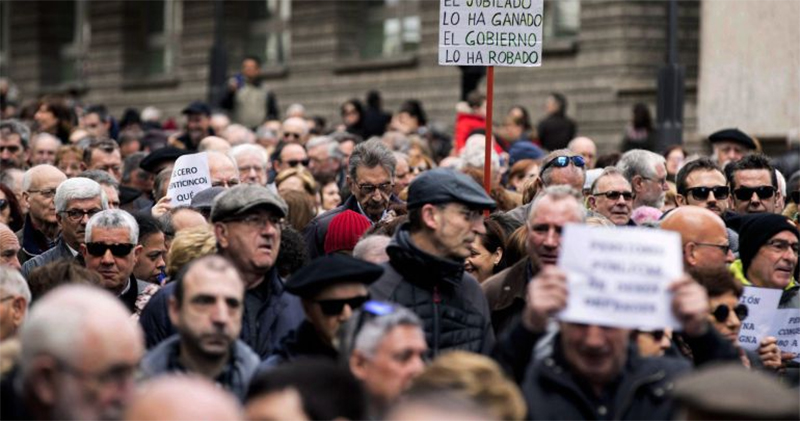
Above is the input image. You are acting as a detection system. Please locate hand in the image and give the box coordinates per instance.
[669,274,709,337]
[522,266,568,333]
[151,196,172,219]
[758,336,782,369]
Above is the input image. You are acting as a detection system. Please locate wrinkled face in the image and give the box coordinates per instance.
[281,121,306,145]
[89,149,123,182]
[31,137,60,166]
[236,154,267,186]
[102,185,120,209]
[429,203,486,260]
[464,235,498,283]
[25,169,67,224]
[307,145,339,179]
[0,289,25,340]
[320,182,341,211]
[186,114,210,143]
[590,175,632,226]
[746,231,798,290]
[209,155,240,189]
[393,158,412,197]
[83,113,109,138]
[81,227,139,293]
[170,259,244,357]
[635,163,669,209]
[570,140,596,169]
[731,169,776,214]
[0,228,21,270]
[57,152,83,179]
[133,232,166,284]
[543,166,585,192]
[708,292,743,344]
[349,165,393,222]
[58,197,104,250]
[215,209,282,283]
[714,141,747,168]
[303,282,368,345]
[526,197,582,266]
[680,170,729,216]
[353,325,427,405]
[277,144,308,173]
[561,323,629,389]
[34,105,58,132]
[0,133,27,169]
[687,221,734,270]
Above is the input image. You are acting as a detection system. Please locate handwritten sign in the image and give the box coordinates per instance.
[439,0,544,67]
[737,286,783,351]
[557,225,682,330]
[771,309,800,362]
[166,152,211,206]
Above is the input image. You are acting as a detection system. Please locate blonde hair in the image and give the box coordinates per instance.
[166,225,217,278]
[275,167,318,197]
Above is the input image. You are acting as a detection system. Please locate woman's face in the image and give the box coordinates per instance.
[0,190,10,225]
[320,182,341,211]
[342,103,360,126]
[58,153,83,178]
[35,105,58,132]
[708,292,743,344]
[464,236,500,283]
[666,149,685,175]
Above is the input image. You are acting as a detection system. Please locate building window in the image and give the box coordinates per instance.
[123,0,181,79]
[225,0,291,70]
[356,0,421,60]
[39,0,89,88]
[544,0,580,40]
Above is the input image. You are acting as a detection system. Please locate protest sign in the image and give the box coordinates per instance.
[770,308,800,362]
[166,152,211,206]
[439,0,544,67]
[736,286,783,351]
[557,225,682,330]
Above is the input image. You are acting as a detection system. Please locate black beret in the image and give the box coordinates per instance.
[406,168,496,210]
[708,128,757,150]
[139,147,189,173]
[284,254,384,299]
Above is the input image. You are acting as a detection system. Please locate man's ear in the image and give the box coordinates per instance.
[587,196,597,210]
[55,213,64,229]
[631,175,644,193]
[676,194,687,206]
[420,204,439,230]
[11,297,27,329]
[349,351,368,380]
[80,162,88,171]
[214,223,230,249]
[28,356,59,406]
[684,243,698,267]
[133,244,143,264]
[79,243,88,259]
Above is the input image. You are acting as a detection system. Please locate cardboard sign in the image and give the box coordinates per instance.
[737,286,783,351]
[557,225,683,330]
[166,152,211,206]
[439,0,544,67]
[771,308,800,362]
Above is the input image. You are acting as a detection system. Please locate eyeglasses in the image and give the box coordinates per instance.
[61,208,102,222]
[230,213,282,228]
[357,182,393,196]
[0,199,7,211]
[317,295,370,316]
[0,145,20,153]
[27,188,57,198]
[712,303,748,323]
[685,186,730,201]
[765,239,800,255]
[694,242,731,255]
[733,185,775,201]
[56,359,137,387]
[594,190,633,201]
[283,132,302,140]
[790,191,800,205]
[285,159,309,167]
[641,329,669,341]
[642,176,669,187]
[443,205,483,222]
[540,155,585,175]
[85,242,135,257]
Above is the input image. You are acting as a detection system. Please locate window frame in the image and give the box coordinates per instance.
[121,0,182,88]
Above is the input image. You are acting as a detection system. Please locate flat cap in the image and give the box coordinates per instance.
[139,147,189,173]
[210,184,288,222]
[191,186,226,212]
[708,128,757,150]
[182,101,211,116]
[285,254,384,298]
[406,168,496,210]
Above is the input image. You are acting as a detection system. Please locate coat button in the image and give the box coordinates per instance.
[654,388,665,397]
[544,358,555,367]
[597,406,607,416]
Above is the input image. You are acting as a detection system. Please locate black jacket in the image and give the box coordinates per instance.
[537,114,577,151]
[20,236,75,278]
[370,225,495,357]
[260,320,338,368]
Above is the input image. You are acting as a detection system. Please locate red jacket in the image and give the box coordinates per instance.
[453,113,503,155]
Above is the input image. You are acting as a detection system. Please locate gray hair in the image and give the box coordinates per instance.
[353,234,391,262]
[222,124,256,146]
[79,169,120,192]
[121,152,147,184]
[85,209,139,244]
[54,177,108,212]
[461,134,500,171]
[540,149,586,185]
[306,136,344,161]
[354,306,422,359]
[0,267,31,306]
[348,138,397,181]
[231,144,268,167]
[590,166,630,195]
[0,119,31,149]
[0,168,23,190]
[617,149,666,182]
[31,133,61,149]
[527,185,586,224]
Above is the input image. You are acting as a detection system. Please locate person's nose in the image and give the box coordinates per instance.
[584,325,606,348]
[101,249,115,264]
[407,353,426,377]
[749,191,761,203]
[156,255,166,270]
[339,304,354,322]
[729,311,742,331]
[1,149,11,159]
[543,227,560,248]
[725,248,735,264]
[210,301,230,325]
[659,334,671,351]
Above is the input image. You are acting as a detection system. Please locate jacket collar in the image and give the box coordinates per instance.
[20,214,55,256]
[387,224,465,288]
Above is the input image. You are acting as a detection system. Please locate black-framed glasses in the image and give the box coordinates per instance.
[317,295,370,316]
[594,190,633,201]
[641,329,669,341]
[85,242,135,257]
[27,188,57,198]
[540,155,585,175]
[61,208,102,222]
[713,303,748,323]
[694,242,730,255]
[285,159,309,167]
[0,199,7,211]
[685,186,730,200]
[283,132,302,140]
[790,190,800,205]
[733,185,775,201]
[357,182,393,195]
[642,176,669,187]
[765,239,800,255]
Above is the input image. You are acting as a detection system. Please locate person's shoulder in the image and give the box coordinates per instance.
[482,265,514,296]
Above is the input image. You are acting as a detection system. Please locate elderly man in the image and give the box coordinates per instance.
[21,177,107,277]
[0,119,30,170]
[82,138,123,182]
[617,149,669,210]
[139,185,303,358]
[661,207,735,272]
[567,136,597,169]
[725,154,779,215]
[18,165,66,264]
[587,167,633,226]
[1,285,143,420]
[197,136,231,153]
[231,144,268,185]
[0,267,30,340]
[139,255,259,400]
[304,139,396,259]
[124,375,242,421]
[281,117,309,145]
[709,128,757,168]
[306,136,344,183]
[0,223,21,270]
[29,133,60,166]
[392,152,412,198]
[370,168,495,355]
[484,186,585,337]
[207,151,240,188]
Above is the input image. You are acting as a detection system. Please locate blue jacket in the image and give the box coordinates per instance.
[21,236,75,278]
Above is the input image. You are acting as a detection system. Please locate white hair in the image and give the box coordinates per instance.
[776,169,787,197]
[231,144,268,167]
[354,307,422,358]
[54,177,108,212]
[353,235,391,263]
[527,185,586,224]
[282,117,308,135]
[85,209,139,244]
[617,149,666,182]
[285,103,306,118]
[306,136,343,160]
[141,106,162,122]
[0,267,31,306]
[31,133,61,149]
[460,134,500,173]
[22,164,62,192]
[222,124,255,146]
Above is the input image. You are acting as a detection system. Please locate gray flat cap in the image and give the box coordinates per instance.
[191,186,226,211]
[210,184,288,222]
[406,168,496,210]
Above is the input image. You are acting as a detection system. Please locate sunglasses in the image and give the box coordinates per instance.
[85,242,135,257]
[0,199,7,211]
[712,303,748,323]
[285,159,309,167]
[685,186,730,201]
[540,155,585,175]
[642,329,669,341]
[791,190,800,205]
[357,182,393,196]
[317,295,370,316]
[0,145,20,153]
[733,186,775,201]
[594,190,633,201]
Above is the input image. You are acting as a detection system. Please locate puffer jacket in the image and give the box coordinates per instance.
[370,224,494,356]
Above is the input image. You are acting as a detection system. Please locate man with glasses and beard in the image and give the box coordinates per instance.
[617,149,670,211]
[725,154,780,215]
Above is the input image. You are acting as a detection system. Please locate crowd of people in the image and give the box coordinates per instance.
[0,58,799,420]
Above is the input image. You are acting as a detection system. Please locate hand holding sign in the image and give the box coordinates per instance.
[757,336,782,369]
[522,266,568,333]
[166,152,212,206]
[669,275,710,337]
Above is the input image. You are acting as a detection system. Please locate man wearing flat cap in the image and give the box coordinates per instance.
[169,101,215,152]
[262,254,383,367]
[370,168,496,356]
[709,128,757,168]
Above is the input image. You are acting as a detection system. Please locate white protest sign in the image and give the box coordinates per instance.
[557,224,682,330]
[439,0,543,67]
[770,308,800,362]
[166,152,211,206]
[736,286,783,351]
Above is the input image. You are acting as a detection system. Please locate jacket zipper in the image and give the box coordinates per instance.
[433,284,441,356]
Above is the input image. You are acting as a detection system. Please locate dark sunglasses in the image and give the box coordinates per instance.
[85,242,135,257]
[713,303,748,323]
[317,295,370,316]
[791,190,800,205]
[283,132,302,139]
[595,190,633,201]
[0,199,7,211]
[733,186,775,201]
[540,155,585,175]
[685,186,730,200]
[643,329,668,341]
[285,159,310,167]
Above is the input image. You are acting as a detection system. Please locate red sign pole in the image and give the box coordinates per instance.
[483,66,494,197]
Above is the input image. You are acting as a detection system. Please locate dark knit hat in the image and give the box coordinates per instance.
[324,210,372,254]
[738,213,799,274]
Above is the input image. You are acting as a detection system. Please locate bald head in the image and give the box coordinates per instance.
[198,136,231,154]
[124,375,241,421]
[568,137,597,169]
[0,223,21,270]
[661,207,734,270]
